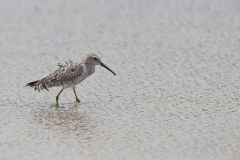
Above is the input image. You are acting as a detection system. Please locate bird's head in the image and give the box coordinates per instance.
[86,53,116,76]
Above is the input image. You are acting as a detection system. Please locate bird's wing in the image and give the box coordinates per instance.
[39,61,83,89]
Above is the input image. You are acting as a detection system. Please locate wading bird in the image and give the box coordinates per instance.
[26,53,116,106]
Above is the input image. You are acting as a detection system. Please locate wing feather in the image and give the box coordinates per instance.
[37,61,83,90]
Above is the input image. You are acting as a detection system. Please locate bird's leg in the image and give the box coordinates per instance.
[73,87,80,103]
[56,88,64,106]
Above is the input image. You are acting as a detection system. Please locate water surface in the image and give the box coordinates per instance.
[0,0,240,160]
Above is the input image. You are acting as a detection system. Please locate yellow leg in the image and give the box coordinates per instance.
[56,88,64,106]
[73,87,80,103]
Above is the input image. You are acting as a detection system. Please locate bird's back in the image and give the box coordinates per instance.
[28,60,84,91]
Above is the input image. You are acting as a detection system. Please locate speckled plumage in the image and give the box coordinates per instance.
[34,60,85,91]
[26,53,116,105]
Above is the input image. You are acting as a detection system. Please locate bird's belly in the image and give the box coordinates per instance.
[63,74,88,88]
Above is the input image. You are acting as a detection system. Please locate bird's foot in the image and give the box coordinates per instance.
[75,99,80,103]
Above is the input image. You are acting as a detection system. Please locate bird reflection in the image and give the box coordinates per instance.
[32,102,97,138]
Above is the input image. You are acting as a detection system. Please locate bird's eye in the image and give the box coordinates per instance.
[93,57,97,60]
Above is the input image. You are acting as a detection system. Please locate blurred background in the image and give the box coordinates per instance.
[0,0,240,160]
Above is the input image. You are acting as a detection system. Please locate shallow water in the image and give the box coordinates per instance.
[0,0,240,160]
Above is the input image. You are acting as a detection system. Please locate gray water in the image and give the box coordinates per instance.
[0,0,240,160]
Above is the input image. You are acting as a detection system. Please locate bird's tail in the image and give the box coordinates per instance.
[25,79,49,91]
[26,80,39,87]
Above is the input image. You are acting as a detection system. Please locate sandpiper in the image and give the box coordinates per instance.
[26,53,116,106]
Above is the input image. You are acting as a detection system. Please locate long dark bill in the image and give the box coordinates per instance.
[100,62,116,76]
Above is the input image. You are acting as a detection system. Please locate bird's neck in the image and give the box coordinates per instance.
[85,62,95,74]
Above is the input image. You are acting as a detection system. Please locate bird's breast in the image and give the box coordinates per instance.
[62,65,94,88]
